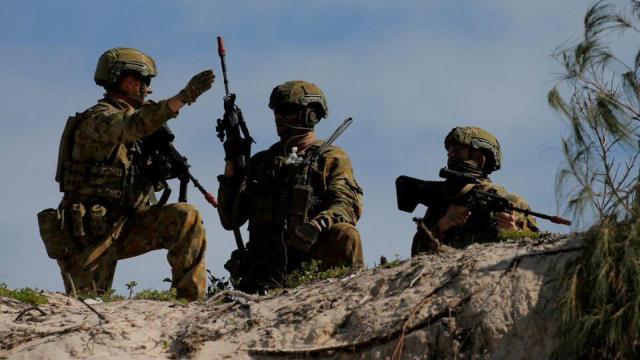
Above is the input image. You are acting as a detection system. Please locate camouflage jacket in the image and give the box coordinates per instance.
[218,140,363,246]
[412,178,538,255]
[57,94,177,209]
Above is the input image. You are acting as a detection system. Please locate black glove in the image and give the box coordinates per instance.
[289,222,320,251]
[178,69,215,104]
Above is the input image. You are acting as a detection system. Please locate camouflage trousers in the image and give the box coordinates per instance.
[227,222,363,293]
[305,222,364,269]
[57,203,207,301]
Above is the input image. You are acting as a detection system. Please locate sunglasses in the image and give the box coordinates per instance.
[274,103,303,116]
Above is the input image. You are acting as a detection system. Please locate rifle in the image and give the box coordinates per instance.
[141,125,217,207]
[215,36,254,177]
[395,168,571,226]
[215,36,254,251]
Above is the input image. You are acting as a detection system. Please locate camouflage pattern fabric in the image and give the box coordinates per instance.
[411,178,538,256]
[70,96,174,164]
[269,80,329,118]
[218,140,364,292]
[55,95,207,300]
[58,203,207,300]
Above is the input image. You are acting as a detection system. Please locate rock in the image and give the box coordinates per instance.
[0,234,581,359]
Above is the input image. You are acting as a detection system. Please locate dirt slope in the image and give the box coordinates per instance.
[0,235,581,359]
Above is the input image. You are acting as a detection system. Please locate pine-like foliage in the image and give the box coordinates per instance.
[549,1,640,358]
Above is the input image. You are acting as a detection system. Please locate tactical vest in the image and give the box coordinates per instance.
[55,103,137,206]
[245,144,325,238]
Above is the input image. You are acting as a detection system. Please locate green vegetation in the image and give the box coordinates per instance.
[497,229,540,241]
[77,283,183,303]
[76,288,125,302]
[549,1,640,358]
[284,260,353,288]
[379,259,402,269]
[133,287,187,303]
[378,254,403,269]
[206,269,230,298]
[556,218,640,359]
[0,283,48,305]
[125,280,138,298]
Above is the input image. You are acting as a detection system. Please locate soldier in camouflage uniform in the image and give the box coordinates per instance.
[44,48,214,300]
[217,80,364,293]
[412,127,538,256]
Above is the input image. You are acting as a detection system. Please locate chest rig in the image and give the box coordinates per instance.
[246,144,324,238]
[56,100,142,208]
[246,118,354,243]
[51,99,148,253]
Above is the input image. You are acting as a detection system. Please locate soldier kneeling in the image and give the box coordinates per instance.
[217,80,364,293]
[38,48,215,300]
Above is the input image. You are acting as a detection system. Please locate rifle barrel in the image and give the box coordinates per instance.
[188,173,218,207]
[510,205,572,226]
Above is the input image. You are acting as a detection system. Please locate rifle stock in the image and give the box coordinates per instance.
[395,175,444,213]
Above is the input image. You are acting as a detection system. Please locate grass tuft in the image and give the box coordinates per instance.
[133,287,187,303]
[0,283,48,305]
[497,229,540,241]
[284,260,353,288]
[76,288,125,302]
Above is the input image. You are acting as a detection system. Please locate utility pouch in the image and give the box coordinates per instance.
[89,204,108,236]
[37,208,73,259]
[70,203,86,237]
[288,184,313,230]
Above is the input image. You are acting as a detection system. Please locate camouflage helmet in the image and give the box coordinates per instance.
[94,47,157,87]
[268,80,329,121]
[445,126,502,172]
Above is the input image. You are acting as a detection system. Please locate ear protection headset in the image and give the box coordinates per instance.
[299,105,321,129]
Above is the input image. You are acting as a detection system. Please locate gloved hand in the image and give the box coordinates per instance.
[495,211,518,231]
[289,222,321,251]
[178,69,215,104]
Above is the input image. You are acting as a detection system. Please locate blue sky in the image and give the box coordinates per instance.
[0,1,613,294]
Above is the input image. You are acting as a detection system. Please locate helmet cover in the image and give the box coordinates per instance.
[268,80,328,119]
[94,47,157,87]
[445,126,502,172]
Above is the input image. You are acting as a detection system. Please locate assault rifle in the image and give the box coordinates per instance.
[215,36,254,177]
[395,167,571,226]
[214,36,254,251]
[141,125,217,207]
